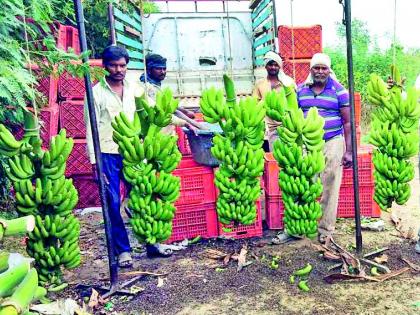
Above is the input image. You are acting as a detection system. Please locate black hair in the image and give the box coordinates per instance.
[145,53,167,69]
[102,45,129,65]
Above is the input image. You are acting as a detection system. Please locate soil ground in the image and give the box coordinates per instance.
[2,160,420,315]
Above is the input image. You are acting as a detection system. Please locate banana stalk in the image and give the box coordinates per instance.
[0,269,38,315]
[223,74,236,107]
[0,253,9,273]
[0,261,31,298]
[22,111,43,159]
[0,216,35,241]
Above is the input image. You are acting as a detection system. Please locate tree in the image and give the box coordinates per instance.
[325,19,420,127]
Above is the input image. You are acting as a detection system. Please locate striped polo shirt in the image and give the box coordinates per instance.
[297,77,349,141]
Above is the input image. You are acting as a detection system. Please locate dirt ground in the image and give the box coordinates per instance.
[2,161,420,315]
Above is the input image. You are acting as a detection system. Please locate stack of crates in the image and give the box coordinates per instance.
[216,181,264,239]
[175,113,263,240]
[278,25,322,84]
[167,113,219,243]
[263,146,380,229]
[338,145,380,218]
[58,59,103,209]
[12,23,80,149]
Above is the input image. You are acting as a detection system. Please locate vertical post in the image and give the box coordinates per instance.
[108,3,117,45]
[73,0,119,288]
[343,0,362,254]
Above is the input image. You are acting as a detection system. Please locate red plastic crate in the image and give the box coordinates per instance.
[337,184,380,218]
[22,19,80,54]
[65,139,91,176]
[265,195,285,229]
[39,107,60,148]
[28,64,58,107]
[278,25,322,60]
[173,166,216,206]
[58,59,102,100]
[218,200,263,239]
[178,156,201,169]
[354,92,361,126]
[14,107,60,148]
[72,175,101,209]
[263,152,280,197]
[283,58,311,85]
[176,126,191,156]
[341,145,373,186]
[166,202,218,243]
[56,24,80,54]
[356,125,361,147]
[175,113,204,156]
[59,100,86,138]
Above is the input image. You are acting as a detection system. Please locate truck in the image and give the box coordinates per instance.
[114,0,279,108]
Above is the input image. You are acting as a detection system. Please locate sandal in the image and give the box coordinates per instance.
[271,232,299,244]
[118,252,133,268]
[146,244,173,258]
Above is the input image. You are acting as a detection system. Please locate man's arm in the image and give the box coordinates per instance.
[340,106,352,168]
[252,83,262,101]
[84,93,100,166]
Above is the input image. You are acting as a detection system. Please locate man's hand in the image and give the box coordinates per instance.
[178,107,195,119]
[184,123,199,136]
[342,151,353,169]
[386,76,395,89]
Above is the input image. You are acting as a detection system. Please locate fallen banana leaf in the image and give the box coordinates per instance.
[237,245,248,272]
[324,267,410,284]
[323,251,341,261]
[401,257,420,272]
[223,253,232,266]
[201,249,229,260]
[373,254,389,264]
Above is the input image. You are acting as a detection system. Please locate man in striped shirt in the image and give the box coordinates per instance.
[298,53,352,243]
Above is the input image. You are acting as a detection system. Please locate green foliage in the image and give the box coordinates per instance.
[0,0,106,203]
[50,0,159,58]
[325,19,420,128]
[132,0,161,14]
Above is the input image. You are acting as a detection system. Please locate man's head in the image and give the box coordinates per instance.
[264,51,283,77]
[102,45,129,82]
[146,54,167,82]
[310,53,331,85]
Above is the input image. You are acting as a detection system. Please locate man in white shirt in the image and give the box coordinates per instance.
[85,46,136,267]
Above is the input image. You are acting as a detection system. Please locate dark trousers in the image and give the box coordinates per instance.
[102,153,131,255]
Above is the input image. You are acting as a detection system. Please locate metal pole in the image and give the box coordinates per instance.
[342,0,362,253]
[108,3,117,45]
[73,0,119,289]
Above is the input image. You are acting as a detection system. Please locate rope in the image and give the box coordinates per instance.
[225,0,233,78]
[22,12,38,119]
[139,0,149,98]
[289,0,296,81]
[392,0,397,70]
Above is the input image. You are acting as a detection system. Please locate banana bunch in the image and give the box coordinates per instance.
[0,124,23,157]
[136,88,180,132]
[27,214,80,283]
[265,89,326,239]
[0,116,80,286]
[201,74,265,226]
[112,89,181,244]
[200,87,227,123]
[367,66,420,211]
